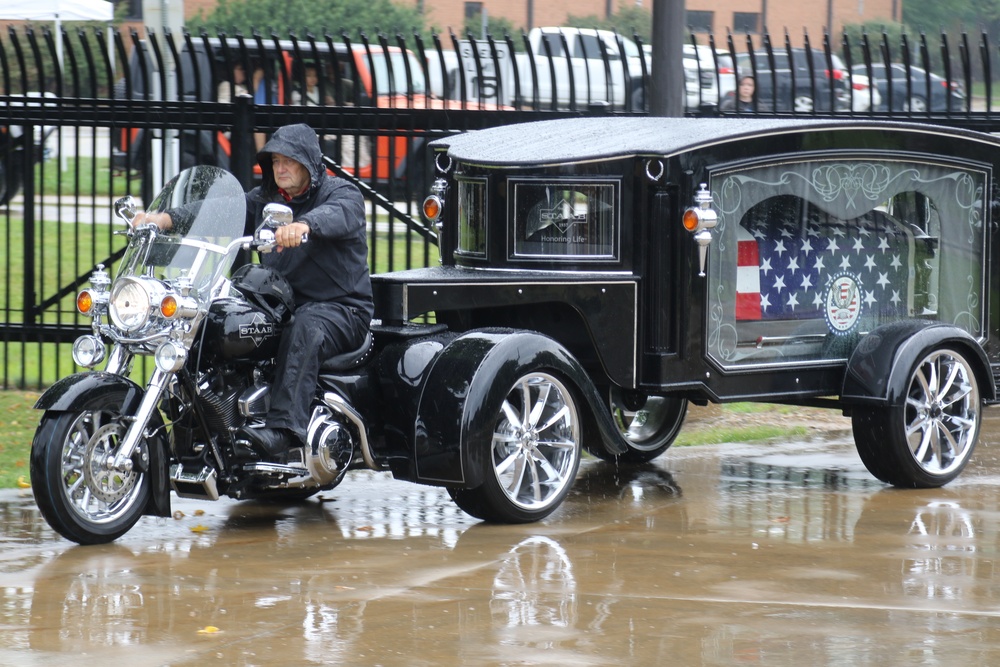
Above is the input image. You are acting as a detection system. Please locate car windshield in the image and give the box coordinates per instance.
[367,50,427,95]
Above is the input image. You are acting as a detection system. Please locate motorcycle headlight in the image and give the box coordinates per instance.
[109,277,159,332]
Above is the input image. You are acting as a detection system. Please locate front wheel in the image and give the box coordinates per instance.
[31,409,151,544]
[449,371,582,523]
[852,347,981,488]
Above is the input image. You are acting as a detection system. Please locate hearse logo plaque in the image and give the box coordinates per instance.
[825,272,863,335]
[535,199,587,236]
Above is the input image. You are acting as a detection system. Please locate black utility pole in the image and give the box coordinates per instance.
[650,0,685,116]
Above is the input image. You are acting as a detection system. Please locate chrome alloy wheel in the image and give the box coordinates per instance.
[490,373,581,512]
[903,349,980,477]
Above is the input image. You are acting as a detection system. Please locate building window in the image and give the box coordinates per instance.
[686,10,714,33]
[733,12,760,33]
[465,2,483,19]
[126,0,142,20]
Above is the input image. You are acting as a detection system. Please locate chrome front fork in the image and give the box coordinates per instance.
[109,368,171,472]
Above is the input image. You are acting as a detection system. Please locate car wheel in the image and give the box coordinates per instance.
[448,371,582,523]
[792,94,815,112]
[852,346,981,488]
[592,386,687,463]
[904,95,928,113]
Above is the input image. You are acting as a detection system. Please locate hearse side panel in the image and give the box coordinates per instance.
[644,128,999,403]
[372,270,638,387]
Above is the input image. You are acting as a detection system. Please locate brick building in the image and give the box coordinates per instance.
[131,0,901,45]
[399,0,901,44]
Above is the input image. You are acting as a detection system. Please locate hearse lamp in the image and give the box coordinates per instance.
[683,184,718,277]
[422,178,448,224]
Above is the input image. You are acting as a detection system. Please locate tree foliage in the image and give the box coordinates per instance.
[565,4,652,45]
[187,0,427,40]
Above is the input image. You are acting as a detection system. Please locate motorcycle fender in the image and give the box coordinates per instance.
[34,371,172,519]
[35,371,145,412]
[841,320,994,406]
[410,329,625,488]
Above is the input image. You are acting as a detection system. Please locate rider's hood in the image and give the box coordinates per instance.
[256,123,325,198]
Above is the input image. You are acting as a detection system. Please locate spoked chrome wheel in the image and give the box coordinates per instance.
[902,349,979,477]
[492,372,580,512]
[603,387,687,463]
[31,406,151,544]
[450,371,582,523]
[853,347,981,488]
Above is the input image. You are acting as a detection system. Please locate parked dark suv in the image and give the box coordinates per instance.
[735,48,851,112]
[851,63,966,112]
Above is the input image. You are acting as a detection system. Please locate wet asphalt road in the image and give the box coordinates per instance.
[3,413,1000,665]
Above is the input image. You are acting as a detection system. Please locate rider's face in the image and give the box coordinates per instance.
[271,153,310,196]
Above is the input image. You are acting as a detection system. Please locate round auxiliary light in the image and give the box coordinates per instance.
[154,340,188,373]
[72,335,106,368]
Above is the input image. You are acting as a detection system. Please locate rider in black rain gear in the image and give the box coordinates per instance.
[239,123,373,460]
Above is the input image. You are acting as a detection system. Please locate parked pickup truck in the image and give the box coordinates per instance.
[456,27,649,111]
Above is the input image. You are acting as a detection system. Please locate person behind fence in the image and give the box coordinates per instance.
[132,123,373,462]
[291,64,335,106]
[720,75,757,113]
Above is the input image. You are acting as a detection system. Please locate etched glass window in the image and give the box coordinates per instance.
[706,158,986,368]
[510,180,618,259]
[457,178,487,256]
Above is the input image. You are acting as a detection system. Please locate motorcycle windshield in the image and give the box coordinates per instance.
[119,166,247,292]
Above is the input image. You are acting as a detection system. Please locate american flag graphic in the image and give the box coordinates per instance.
[735,210,911,325]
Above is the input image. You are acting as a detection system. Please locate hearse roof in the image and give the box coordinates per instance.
[433,116,996,167]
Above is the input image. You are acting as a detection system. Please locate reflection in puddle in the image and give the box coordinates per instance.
[721,457,883,491]
[572,461,682,502]
[490,536,576,629]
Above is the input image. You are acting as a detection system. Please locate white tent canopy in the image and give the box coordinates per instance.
[0,0,113,22]
[0,0,114,67]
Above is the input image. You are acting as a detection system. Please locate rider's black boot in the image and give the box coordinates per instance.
[238,426,296,463]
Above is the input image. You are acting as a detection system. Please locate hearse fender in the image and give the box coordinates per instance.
[408,328,628,488]
[841,320,994,406]
[32,371,171,518]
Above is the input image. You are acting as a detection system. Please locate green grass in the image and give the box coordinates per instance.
[674,423,810,446]
[0,390,41,489]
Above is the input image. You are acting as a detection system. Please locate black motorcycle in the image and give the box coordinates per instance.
[30,165,594,544]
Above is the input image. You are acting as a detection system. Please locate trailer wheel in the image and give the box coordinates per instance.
[852,346,981,488]
[449,370,581,523]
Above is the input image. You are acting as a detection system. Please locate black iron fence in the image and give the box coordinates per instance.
[2,24,1000,388]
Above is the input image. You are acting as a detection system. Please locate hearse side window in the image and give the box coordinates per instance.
[706,158,986,369]
[509,180,618,260]
[457,178,488,257]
